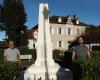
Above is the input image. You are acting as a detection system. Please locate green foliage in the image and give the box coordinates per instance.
[53,49,64,60]
[19,49,36,60]
[3,0,27,27]
[73,51,100,80]
[84,26,100,43]
[0,4,3,22]
[2,0,28,47]
[19,31,28,47]
[0,4,6,31]
[0,61,19,80]
[0,49,4,61]
[0,49,64,61]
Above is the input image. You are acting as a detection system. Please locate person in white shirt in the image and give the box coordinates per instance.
[4,40,21,66]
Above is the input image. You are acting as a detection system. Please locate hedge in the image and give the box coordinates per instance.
[19,49,64,61]
[19,49,36,60]
[72,51,100,80]
[0,49,62,61]
[0,49,4,61]
[0,49,100,80]
[53,49,64,60]
[0,62,19,80]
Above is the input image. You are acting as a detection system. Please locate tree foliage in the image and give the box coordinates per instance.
[2,0,28,47]
[0,4,3,22]
[0,4,5,31]
[84,26,100,43]
[68,26,100,49]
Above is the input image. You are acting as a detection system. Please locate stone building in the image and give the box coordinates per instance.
[28,15,88,50]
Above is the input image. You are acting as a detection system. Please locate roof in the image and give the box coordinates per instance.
[32,15,90,29]
[26,29,34,39]
[76,22,90,26]
[49,16,69,24]
[32,24,38,29]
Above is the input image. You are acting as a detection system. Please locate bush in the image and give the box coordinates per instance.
[92,46,100,51]
[72,50,100,80]
[0,49,66,61]
[0,62,19,80]
[0,49,4,61]
[19,49,65,61]
[19,49,36,60]
[53,49,65,60]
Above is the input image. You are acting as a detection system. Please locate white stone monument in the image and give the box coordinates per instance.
[24,3,72,80]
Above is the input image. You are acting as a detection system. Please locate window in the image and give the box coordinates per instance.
[57,41,63,47]
[58,17,62,22]
[34,31,37,38]
[68,28,71,35]
[50,27,54,34]
[33,44,35,48]
[59,41,62,47]
[58,28,62,35]
[76,20,79,24]
[81,29,84,34]
[68,41,72,44]
[77,29,80,35]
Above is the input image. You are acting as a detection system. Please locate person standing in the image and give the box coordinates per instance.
[72,36,91,80]
[4,40,21,66]
[72,36,91,61]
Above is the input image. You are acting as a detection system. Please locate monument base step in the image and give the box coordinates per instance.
[24,64,73,80]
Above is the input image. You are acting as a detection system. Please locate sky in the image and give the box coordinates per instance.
[0,0,100,40]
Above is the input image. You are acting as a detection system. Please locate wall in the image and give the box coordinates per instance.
[29,23,86,50]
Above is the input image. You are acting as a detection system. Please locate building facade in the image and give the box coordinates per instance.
[28,15,87,50]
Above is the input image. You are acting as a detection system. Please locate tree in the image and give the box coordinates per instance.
[69,26,100,49]
[84,26,100,43]
[0,4,5,31]
[2,0,28,47]
[0,4,3,22]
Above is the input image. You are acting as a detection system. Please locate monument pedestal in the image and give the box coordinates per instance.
[24,63,72,80]
[24,3,73,80]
